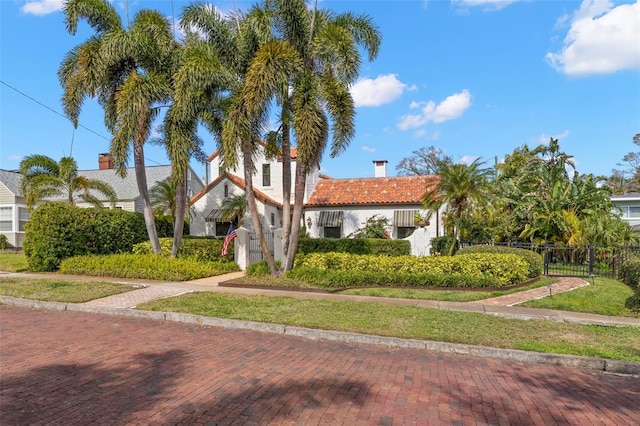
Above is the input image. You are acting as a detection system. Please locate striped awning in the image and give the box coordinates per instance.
[318,211,343,227]
[205,209,225,223]
[393,210,419,227]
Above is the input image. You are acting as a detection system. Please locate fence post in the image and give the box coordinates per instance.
[588,244,595,277]
[544,244,549,275]
[234,227,250,271]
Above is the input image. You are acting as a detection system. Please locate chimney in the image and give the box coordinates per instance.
[373,160,387,178]
[99,153,112,170]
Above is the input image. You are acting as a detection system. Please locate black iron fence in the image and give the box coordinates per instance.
[460,242,640,278]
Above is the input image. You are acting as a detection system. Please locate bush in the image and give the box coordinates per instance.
[132,237,233,262]
[246,260,281,277]
[0,234,9,250]
[625,291,640,312]
[23,203,148,271]
[456,245,543,278]
[59,253,239,281]
[294,252,529,286]
[297,238,410,256]
[430,236,458,255]
[619,257,640,290]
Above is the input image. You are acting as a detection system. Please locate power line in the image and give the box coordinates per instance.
[0,80,110,141]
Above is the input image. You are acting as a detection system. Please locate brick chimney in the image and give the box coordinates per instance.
[373,160,387,178]
[99,153,112,170]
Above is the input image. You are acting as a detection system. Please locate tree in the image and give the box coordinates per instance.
[422,158,493,255]
[608,133,640,194]
[59,0,176,254]
[219,194,247,227]
[395,146,453,176]
[149,178,177,222]
[19,155,116,210]
[233,0,382,275]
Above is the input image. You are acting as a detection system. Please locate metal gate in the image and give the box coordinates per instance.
[248,231,274,265]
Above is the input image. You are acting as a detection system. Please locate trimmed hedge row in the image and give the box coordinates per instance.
[59,253,239,281]
[132,237,233,262]
[23,203,149,271]
[295,252,529,286]
[296,238,410,256]
[456,245,543,278]
[619,258,640,312]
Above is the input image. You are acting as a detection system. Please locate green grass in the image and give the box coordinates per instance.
[0,252,28,272]
[0,277,140,303]
[138,292,640,362]
[520,277,640,318]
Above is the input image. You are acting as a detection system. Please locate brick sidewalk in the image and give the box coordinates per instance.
[2,305,639,425]
[471,277,590,306]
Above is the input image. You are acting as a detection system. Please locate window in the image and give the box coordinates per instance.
[18,207,29,232]
[323,227,341,238]
[396,227,415,239]
[630,207,640,218]
[262,164,271,186]
[0,207,12,232]
[216,221,232,237]
[224,183,229,198]
[270,213,275,227]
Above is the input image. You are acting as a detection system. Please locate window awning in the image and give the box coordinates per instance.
[318,211,343,227]
[393,210,419,227]
[205,209,225,223]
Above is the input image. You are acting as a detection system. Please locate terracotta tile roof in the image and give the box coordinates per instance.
[305,175,438,207]
[190,173,282,207]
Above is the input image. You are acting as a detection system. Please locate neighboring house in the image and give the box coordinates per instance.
[190,146,444,248]
[611,193,640,230]
[0,169,30,249]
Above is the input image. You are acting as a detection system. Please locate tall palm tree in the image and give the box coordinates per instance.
[422,158,493,255]
[231,0,381,274]
[19,154,116,210]
[59,0,176,254]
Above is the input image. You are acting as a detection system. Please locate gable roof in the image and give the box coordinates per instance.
[76,165,174,200]
[190,172,282,208]
[0,169,22,196]
[305,175,438,207]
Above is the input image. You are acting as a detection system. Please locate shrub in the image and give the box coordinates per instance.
[456,245,543,278]
[0,234,9,250]
[246,260,281,276]
[297,238,410,256]
[625,291,640,312]
[23,203,148,271]
[430,236,458,255]
[619,258,640,290]
[132,237,232,262]
[294,252,529,286]
[59,253,239,281]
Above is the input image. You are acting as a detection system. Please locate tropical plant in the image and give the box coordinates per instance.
[149,178,178,222]
[19,154,116,210]
[422,158,493,255]
[348,215,391,239]
[59,0,177,254]
[219,194,247,227]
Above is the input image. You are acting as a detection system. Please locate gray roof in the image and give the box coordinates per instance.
[0,169,23,196]
[79,165,174,200]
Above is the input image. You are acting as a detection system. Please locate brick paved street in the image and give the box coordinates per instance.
[1,305,639,426]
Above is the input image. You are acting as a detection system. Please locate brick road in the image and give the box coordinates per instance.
[1,306,638,426]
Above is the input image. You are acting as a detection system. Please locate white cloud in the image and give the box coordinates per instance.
[21,0,64,15]
[430,131,441,140]
[413,129,427,138]
[397,89,472,131]
[459,155,480,165]
[452,0,520,11]
[350,74,408,107]
[546,0,640,76]
[537,130,570,144]
[361,145,376,153]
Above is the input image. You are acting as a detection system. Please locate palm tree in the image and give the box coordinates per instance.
[219,194,247,227]
[422,158,493,255]
[230,0,381,274]
[59,0,176,254]
[149,179,177,222]
[19,154,117,210]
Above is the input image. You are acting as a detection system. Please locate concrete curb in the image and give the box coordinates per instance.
[2,296,638,376]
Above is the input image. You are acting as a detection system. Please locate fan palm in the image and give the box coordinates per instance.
[19,154,116,210]
[219,194,247,227]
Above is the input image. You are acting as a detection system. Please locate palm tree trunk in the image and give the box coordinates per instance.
[133,140,161,254]
[280,118,292,262]
[171,170,187,258]
[283,163,306,271]
[243,138,279,275]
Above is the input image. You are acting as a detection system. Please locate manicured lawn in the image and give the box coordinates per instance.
[0,252,28,272]
[519,277,639,318]
[0,277,140,303]
[137,292,640,362]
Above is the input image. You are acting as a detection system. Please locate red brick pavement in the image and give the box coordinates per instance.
[1,306,639,426]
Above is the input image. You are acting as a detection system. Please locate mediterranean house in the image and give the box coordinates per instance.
[189,145,445,253]
[0,154,205,248]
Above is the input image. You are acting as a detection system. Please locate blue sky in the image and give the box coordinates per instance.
[1,0,639,182]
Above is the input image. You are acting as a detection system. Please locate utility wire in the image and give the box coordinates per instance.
[0,80,109,141]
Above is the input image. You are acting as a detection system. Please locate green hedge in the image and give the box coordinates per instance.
[430,236,458,255]
[456,245,543,278]
[619,258,640,290]
[132,237,233,262]
[23,203,148,271]
[296,238,410,256]
[285,267,495,289]
[59,253,239,281]
[295,252,529,286]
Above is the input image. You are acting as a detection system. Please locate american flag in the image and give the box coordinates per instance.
[221,224,237,256]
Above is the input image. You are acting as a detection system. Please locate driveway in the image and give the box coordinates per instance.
[1,305,638,425]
